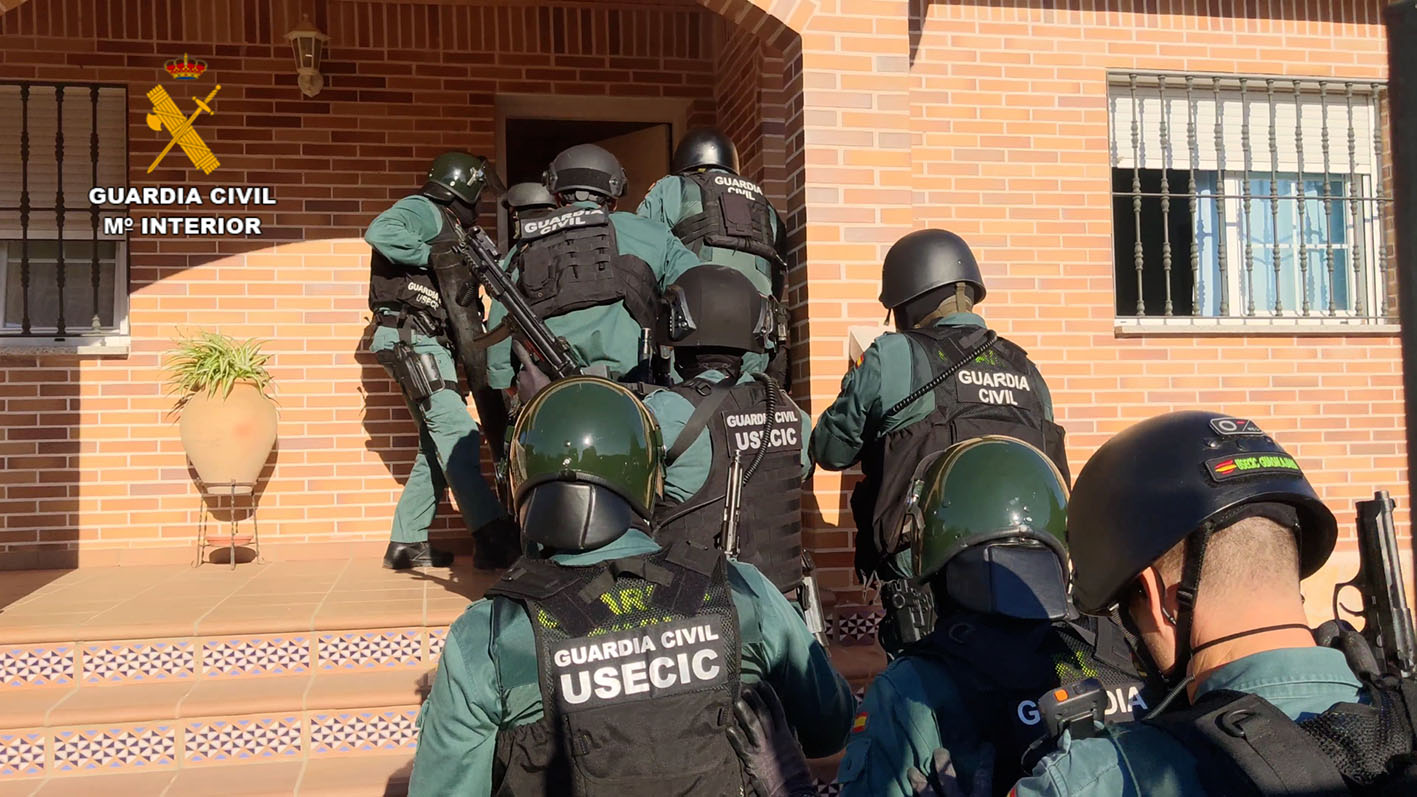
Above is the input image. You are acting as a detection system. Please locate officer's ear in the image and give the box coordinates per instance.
[1129,567,1181,635]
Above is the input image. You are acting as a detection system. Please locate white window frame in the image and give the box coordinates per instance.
[0,81,130,351]
[1108,72,1392,333]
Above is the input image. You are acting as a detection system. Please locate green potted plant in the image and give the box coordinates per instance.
[166,331,278,492]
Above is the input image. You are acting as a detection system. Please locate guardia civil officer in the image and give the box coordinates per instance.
[501,181,556,246]
[409,377,856,796]
[811,229,1068,649]
[485,144,699,393]
[641,266,813,598]
[638,128,791,383]
[999,411,1417,796]
[837,437,1146,797]
[364,151,519,570]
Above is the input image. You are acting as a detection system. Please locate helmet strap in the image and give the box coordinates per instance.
[1168,523,1213,689]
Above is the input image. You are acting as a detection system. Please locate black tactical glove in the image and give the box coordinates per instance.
[511,340,552,403]
[726,682,817,797]
[907,744,994,797]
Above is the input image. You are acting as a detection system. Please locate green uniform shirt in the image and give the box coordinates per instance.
[485,201,700,389]
[643,368,813,503]
[810,313,1055,471]
[365,194,445,267]
[638,172,786,376]
[409,529,857,795]
[1015,647,1366,796]
[837,653,997,797]
[636,171,785,297]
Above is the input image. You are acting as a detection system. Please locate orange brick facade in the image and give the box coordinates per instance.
[0,0,1403,612]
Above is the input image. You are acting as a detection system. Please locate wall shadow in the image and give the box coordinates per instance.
[189,440,278,566]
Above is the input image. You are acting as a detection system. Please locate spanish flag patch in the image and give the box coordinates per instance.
[852,712,868,733]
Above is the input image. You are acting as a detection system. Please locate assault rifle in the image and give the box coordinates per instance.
[721,450,744,558]
[450,225,582,380]
[1334,490,1417,679]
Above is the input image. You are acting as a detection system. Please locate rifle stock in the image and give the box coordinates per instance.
[454,226,582,380]
[1336,490,1417,679]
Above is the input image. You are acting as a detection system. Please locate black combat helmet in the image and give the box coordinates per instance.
[658,265,773,354]
[907,436,1071,620]
[501,182,556,214]
[1068,411,1337,616]
[880,229,987,326]
[421,151,503,207]
[509,377,664,553]
[544,144,627,201]
[672,128,741,175]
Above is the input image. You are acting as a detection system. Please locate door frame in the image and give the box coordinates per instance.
[493,93,693,242]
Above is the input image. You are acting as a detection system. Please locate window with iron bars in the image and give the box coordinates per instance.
[0,81,129,339]
[1109,72,1393,326]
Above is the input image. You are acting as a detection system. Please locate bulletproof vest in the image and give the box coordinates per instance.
[484,541,746,797]
[1142,677,1417,796]
[670,172,783,296]
[653,376,805,593]
[853,325,1069,577]
[908,613,1148,790]
[512,205,660,332]
[366,204,450,327]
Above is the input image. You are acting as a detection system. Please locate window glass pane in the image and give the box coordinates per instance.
[1193,172,1222,316]
[3,240,116,329]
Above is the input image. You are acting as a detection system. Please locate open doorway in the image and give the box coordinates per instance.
[504,118,672,211]
[494,94,691,244]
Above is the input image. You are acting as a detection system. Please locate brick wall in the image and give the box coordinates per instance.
[0,0,1404,614]
[0,0,739,566]
[894,0,1402,610]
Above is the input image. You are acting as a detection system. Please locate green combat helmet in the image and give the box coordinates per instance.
[421,151,504,207]
[509,377,664,553]
[906,435,1070,621]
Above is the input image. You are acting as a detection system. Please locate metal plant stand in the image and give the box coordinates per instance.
[193,481,262,569]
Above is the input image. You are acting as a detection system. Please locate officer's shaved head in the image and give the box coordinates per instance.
[1154,515,1301,605]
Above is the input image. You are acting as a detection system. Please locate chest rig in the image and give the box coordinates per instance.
[671,172,784,293]
[485,541,746,797]
[909,613,1148,788]
[654,375,805,593]
[366,202,454,331]
[511,206,659,332]
[853,326,1069,577]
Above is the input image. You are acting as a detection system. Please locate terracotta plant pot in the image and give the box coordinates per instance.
[179,381,278,492]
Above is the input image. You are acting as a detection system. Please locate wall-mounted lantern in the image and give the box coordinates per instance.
[284,16,329,98]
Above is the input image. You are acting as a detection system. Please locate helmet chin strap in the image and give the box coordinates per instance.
[1167,522,1211,692]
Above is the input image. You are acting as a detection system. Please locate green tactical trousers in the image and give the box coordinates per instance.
[370,323,505,543]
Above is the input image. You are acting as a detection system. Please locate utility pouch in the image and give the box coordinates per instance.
[878,579,937,658]
[377,342,443,403]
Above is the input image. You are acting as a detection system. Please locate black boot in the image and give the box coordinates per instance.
[472,517,522,570]
[383,541,454,570]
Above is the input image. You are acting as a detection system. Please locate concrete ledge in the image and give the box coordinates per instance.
[1115,318,1401,337]
[0,335,131,357]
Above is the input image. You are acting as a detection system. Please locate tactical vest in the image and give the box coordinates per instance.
[670,172,784,296]
[653,375,805,593]
[1139,675,1417,796]
[908,613,1149,788]
[367,204,450,330]
[512,205,660,332]
[484,541,746,797]
[853,325,1069,577]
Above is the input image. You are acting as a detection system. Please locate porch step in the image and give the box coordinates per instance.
[0,750,412,796]
[0,561,888,794]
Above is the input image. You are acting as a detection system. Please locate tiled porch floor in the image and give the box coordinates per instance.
[0,560,501,645]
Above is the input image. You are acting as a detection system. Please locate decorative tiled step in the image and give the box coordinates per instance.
[0,563,891,795]
[2,627,447,695]
[0,748,414,796]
